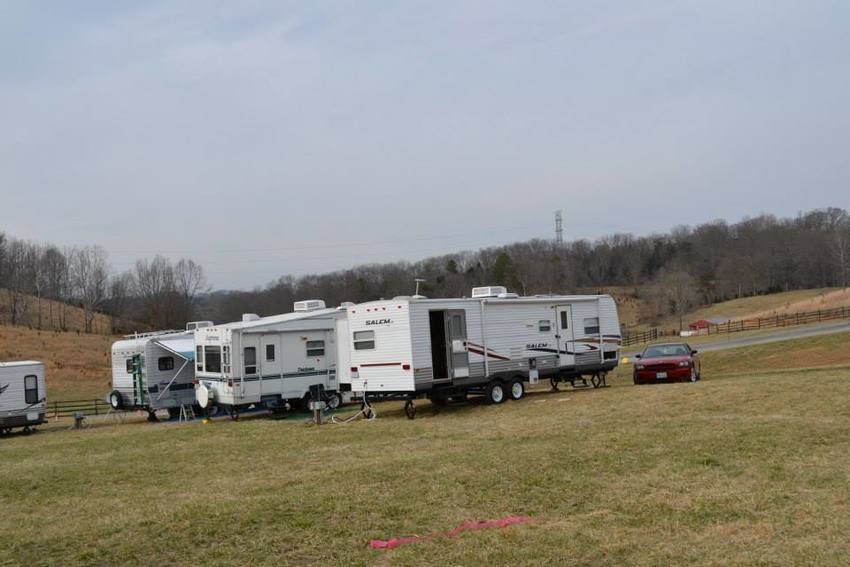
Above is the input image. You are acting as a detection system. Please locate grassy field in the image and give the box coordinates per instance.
[2,335,850,565]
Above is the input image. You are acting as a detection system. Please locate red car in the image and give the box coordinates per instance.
[633,343,701,384]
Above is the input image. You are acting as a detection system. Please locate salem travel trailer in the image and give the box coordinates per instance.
[193,301,348,416]
[109,324,210,418]
[341,287,621,418]
[0,361,47,434]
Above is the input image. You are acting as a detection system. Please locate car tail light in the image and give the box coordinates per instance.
[192,378,199,385]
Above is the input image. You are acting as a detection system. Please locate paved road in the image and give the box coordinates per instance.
[625,319,850,357]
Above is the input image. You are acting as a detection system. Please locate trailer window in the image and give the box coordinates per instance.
[205,346,221,373]
[306,340,325,357]
[126,358,134,373]
[158,357,174,371]
[265,344,275,362]
[583,317,600,335]
[222,346,231,374]
[24,375,38,404]
[560,311,570,330]
[539,320,551,332]
[244,347,257,375]
[353,331,375,350]
[196,346,204,372]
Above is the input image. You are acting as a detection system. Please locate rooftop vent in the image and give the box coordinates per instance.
[337,301,355,310]
[242,313,261,322]
[186,320,213,331]
[294,299,326,312]
[471,286,508,298]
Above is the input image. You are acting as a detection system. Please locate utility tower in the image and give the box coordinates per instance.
[554,210,563,246]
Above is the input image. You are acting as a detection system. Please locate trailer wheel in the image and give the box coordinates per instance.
[146,410,158,422]
[404,400,416,420]
[325,392,343,410]
[509,379,525,401]
[485,381,506,405]
[108,390,124,410]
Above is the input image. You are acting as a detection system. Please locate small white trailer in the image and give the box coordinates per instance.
[193,300,348,418]
[109,323,211,419]
[0,361,47,434]
[340,287,621,418]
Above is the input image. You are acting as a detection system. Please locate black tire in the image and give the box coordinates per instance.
[404,400,416,420]
[108,390,124,410]
[167,407,181,419]
[325,392,343,410]
[509,378,525,401]
[485,381,506,405]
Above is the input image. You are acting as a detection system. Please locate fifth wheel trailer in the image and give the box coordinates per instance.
[193,300,348,417]
[340,287,621,418]
[0,361,47,434]
[109,324,210,418]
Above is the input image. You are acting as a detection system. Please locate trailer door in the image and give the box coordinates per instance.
[555,305,575,368]
[446,310,470,379]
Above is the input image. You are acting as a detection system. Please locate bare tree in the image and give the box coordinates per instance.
[69,246,110,333]
[174,258,207,323]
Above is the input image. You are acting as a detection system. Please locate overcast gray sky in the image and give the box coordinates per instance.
[1,1,848,289]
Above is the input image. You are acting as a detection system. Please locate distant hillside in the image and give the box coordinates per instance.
[0,324,115,401]
[682,288,850,325]
[0,289,113,334]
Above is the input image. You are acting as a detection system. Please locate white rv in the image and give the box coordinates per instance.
[109,324,209,419]
[0,361,47,434]
[193,301,347,417]
[340,287,621,418]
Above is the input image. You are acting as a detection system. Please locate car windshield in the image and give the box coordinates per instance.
[643,344,690,357]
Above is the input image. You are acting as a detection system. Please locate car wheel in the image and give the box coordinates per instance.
[485,381,506,405]
[633,374,640,385]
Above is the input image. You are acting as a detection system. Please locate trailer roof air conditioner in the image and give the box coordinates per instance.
[294,299,326,312]
[471,286,508,298]
[242,313,261,322]
[186,320,213,331]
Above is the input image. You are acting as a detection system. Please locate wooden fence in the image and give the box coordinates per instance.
[622,305,850,347]
[49,399,111,420]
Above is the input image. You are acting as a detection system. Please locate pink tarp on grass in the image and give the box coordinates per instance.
[369,516,533,549]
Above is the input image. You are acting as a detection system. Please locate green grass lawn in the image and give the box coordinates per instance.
[2,360,850,565]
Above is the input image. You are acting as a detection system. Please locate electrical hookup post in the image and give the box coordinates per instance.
[307,383,326,425]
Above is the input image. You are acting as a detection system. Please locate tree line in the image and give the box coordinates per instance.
[205,207,850,327]
[2,207,849,333]
[0,234,207,333]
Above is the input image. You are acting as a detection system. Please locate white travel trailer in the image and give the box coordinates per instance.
[194,301,348,417]
[0,361,47,434]
[341,287,621,418]
[109,324,210,419]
